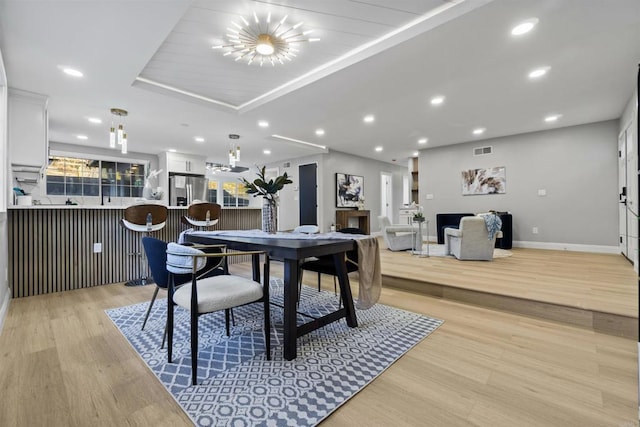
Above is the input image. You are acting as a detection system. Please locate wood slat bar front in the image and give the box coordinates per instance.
[8,207,261,298]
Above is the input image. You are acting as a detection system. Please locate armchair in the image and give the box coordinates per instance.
[444,216,503,260]
[378,215,414,251]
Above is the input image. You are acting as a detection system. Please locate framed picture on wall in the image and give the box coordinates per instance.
[461,166,506,195]
[336,173,364,207]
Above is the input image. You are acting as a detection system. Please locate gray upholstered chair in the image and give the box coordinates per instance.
[378,215,414,251]
[444,216,503,260]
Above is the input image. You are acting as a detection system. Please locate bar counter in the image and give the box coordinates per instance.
[8,206,261,298]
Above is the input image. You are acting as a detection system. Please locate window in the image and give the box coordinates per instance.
[46,157,100,196]
[221,181,250,207]
[101,161,145,198]
[46,156,145,198]
[207,180,218,203]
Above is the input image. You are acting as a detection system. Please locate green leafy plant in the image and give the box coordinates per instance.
[239,166,293,202]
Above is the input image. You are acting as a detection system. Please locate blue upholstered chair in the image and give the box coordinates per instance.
[141,237,226,333]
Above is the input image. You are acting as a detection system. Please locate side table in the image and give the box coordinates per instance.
[412,218,429,257]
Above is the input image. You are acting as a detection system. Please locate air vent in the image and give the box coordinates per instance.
[473,146,493,156]
[283,162,291,168]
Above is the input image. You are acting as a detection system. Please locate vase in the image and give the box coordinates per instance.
[262,198,277,233]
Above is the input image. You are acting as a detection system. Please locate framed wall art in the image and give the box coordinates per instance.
[336,173,363,207]
[461,166,506,195]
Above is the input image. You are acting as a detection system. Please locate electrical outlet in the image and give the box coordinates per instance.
[532,227,539,234]
[426,194,434,200]
[93,243,102,253]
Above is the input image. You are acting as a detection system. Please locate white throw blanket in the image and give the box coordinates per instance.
[179,229,382,309]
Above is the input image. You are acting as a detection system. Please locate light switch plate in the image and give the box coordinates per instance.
[93,243,102,253]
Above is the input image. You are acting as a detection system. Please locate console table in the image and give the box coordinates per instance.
[336,209,370,234]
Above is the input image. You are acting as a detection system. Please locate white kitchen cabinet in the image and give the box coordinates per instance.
[166,152,205,175]
[8,88,49,168]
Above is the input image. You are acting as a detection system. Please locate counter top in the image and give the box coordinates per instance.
[8,205,260,210]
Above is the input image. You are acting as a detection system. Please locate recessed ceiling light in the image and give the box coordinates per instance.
[315,128,325,136]
[511,18,539,36]
[528,66,550,79]
[430,96,445,105]
[473,128,486,135]
[263,149,271,155]
[62,67,83,77]
[169,149,177,152]
[76,135,88,140]
[375,146,383,152]
[364,115,375,123]
[418,138,428,144]
[194,136,205,142]
[258,120,269,128]
[413,151,419,157]
[544,114,562,122]
[87,117,102,124]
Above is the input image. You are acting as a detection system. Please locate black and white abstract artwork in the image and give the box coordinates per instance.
[336,173,363,207]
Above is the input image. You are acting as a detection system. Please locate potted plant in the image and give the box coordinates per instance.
[413,210,425,222]
[240,166,293,233]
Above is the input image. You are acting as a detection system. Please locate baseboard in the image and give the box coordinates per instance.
[513,241,620,254]
[0,286,11,335]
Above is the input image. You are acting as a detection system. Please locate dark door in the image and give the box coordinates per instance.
[299,163,317,226]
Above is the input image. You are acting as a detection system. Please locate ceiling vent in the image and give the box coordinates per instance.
[473,146,493,156]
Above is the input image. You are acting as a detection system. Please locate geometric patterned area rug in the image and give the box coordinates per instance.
[105,278,444,426]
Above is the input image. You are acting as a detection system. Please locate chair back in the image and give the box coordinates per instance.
[378,216,391,230]
[182,202,221,227]
[293,225,319,234]
[122,204,168,232]
[143,237,224,288]
[459,216,492,240]
[338,228,364,264]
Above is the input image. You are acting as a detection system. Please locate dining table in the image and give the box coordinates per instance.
[182,230,361,360]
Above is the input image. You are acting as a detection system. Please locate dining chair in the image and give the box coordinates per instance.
[166,243,271,385]
[141,237,226,334]
[298,227,364,297]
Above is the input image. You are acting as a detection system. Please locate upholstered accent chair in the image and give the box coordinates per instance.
[444,216,503,260]
[378,215,414,251]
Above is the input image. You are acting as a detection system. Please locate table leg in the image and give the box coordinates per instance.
[333,253,358,328]
[283,259,299,360]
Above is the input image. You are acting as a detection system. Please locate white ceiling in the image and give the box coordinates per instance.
[1,0,639,169]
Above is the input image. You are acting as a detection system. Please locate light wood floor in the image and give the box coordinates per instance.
[0,250,637,426]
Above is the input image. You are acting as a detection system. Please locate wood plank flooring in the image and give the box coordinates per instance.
[0,249,637,426]
[379,245,638,338]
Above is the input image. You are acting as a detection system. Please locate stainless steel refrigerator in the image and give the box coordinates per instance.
[169,173,208,206]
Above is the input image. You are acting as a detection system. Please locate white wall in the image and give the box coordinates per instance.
[0,47,10,333]
[269,150,407,233]
[420,120,619,251]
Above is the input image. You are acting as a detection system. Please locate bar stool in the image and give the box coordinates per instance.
[181,202,221,230]
[121,203,168,286]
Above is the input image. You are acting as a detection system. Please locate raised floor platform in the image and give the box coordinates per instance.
[377,243,638,339]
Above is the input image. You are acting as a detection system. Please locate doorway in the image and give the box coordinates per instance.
[380,172,393,223]
[299,163,318,226]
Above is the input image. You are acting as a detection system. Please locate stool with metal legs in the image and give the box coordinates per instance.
[121,203,168,286]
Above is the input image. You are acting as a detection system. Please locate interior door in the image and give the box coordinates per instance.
[619,130,629,257]
[299,163,317,226]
